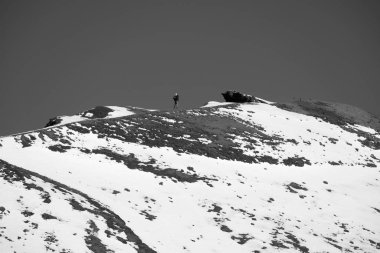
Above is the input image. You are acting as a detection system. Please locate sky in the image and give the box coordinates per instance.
[1,0,379,136]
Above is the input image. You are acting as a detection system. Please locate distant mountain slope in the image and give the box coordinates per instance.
[275,99,380,132]
[1,99,379,253]
[44,105,154,128]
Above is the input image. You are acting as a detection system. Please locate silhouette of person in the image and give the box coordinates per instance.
[173,93,179,109]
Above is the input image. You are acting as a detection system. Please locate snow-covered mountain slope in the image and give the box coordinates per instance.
[1,99,380,253]
[44,105,154,128]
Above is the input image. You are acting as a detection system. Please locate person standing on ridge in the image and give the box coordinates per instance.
[173,93,179,109]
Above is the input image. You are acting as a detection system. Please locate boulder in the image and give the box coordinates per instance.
[221,90,254,103]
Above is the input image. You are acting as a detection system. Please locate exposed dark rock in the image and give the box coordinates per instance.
[359,136,380,150]
[222,90,254,103]
[80,148,92,154]
[231,234,253,244]
[208,204,222,214]
[282,157,311,167]
[285,232,309,253]
[66,124,91,134]
[44,232,58,251]
[286,182,308,193]
[270,240,289,249]
[257,155,279,164]
[48,144,71,153]
[82,106,113,119]
[45,117,63,128]
[324,237,342,250]
[21,210,34,217]
[231,207,256,221]
[289,182,308,191]
[371,154,380,162]
[41,213,57,220]
[220,225,232,232]
[19,135,33,148]
[287,139,299,145]
[112,190,120,195]
[339,223,349,233]
[140,210,156,221]
[90,148,212,184]
[85,220,110,253]
[368,239,380,249]
[70,199,86,211]
[366,162,377,167]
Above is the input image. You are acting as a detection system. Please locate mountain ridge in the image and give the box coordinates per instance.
[1,98,379,252]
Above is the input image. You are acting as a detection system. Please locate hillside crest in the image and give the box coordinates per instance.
[1,98,379,253]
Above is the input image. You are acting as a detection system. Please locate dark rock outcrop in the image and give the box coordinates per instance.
[81,106,113,119]
[45,117,63,128]
[222,91,254,103]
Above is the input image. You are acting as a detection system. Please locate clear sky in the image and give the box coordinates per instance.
[1,0,379,136]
